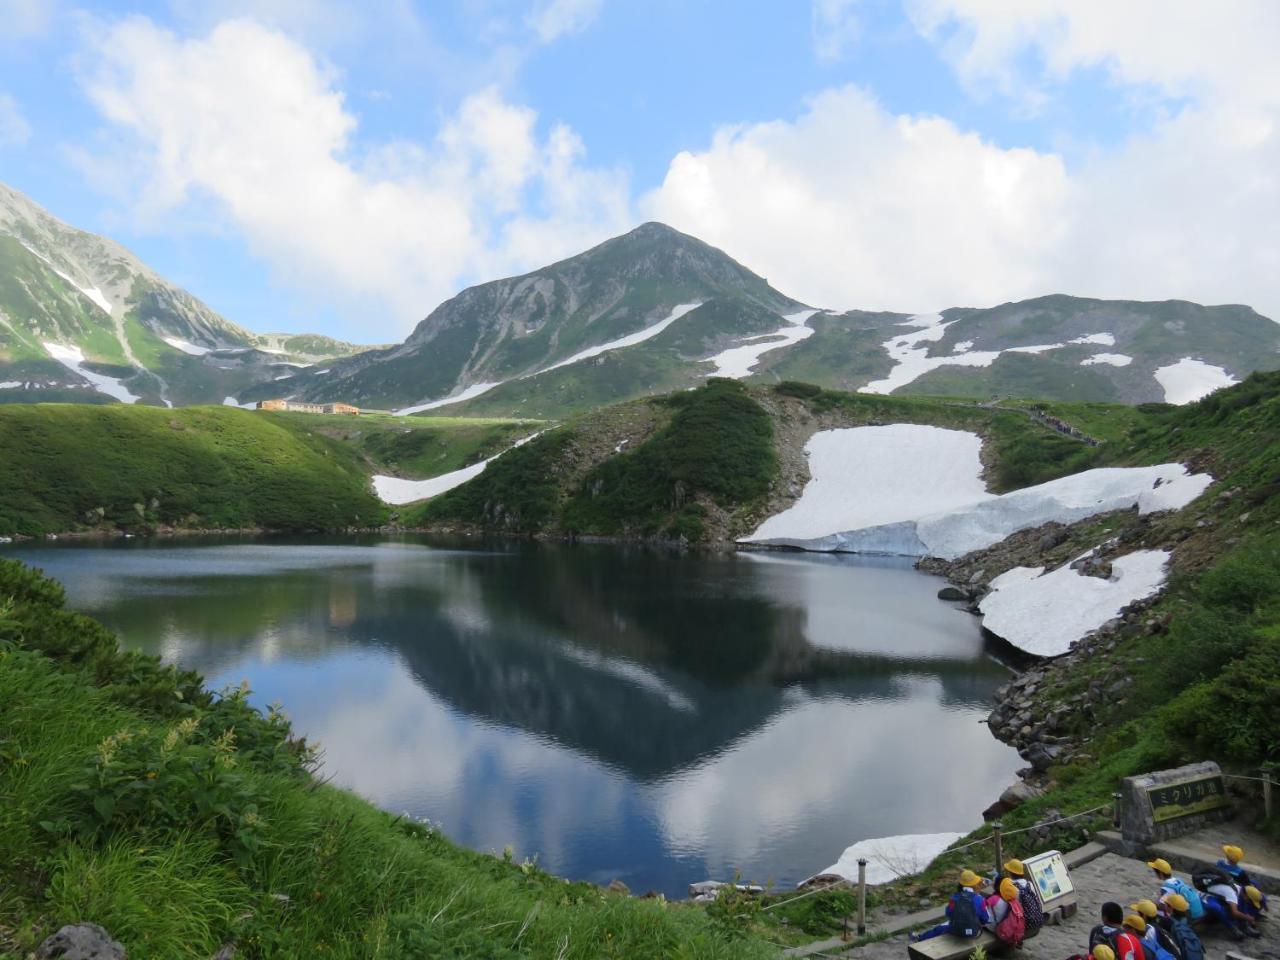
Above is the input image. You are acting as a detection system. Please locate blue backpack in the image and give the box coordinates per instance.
[1162,878,1205,920]
[1170,918,1204,960]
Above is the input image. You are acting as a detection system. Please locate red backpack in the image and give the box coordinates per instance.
[995,895,1026,946]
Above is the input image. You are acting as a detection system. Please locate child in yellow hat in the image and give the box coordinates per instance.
[1217,844,1268,918]
[908,869,991,943]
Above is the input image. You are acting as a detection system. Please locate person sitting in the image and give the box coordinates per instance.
[1147,858,1204,922]
[1199,874,1260,940]
[1003,858,1045,933]
[1124,913,1174,960]
[1130,900,1182,959]
[984,877,1027,947]
[1091,901,1145,960]
[1161,893,1205,960]
[1218,846,1269,920]
[909,869,991,942]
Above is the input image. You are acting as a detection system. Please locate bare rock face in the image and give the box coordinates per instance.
[35,923,126,960]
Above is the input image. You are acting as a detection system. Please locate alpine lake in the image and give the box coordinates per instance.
[9,535,1022,896]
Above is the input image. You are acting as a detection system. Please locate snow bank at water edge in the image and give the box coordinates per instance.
[812,832,966,886]
[704,309,821,378]
[746,424,1213,559]
[745,425,991,542]
[979,550,1171,657]
[395,382,503,415]
[1154,358,1237,405]
[42,342,139,403]
[1082,353,1133,367]
[542,302,703,374]
[372,432,543,505]
[161,336,211,356]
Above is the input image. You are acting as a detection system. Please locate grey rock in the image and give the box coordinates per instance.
[35,924,126,960]
[607,879,631,895]
[937,585,970,601]
[999,780,1046,809]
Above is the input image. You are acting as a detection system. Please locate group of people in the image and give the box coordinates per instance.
[908,844,1268,956]
[1083,846,1267,960]
[909,858,1046,947]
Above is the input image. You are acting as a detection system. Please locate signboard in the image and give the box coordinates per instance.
[1023,850,1074,910]
[1147,774,1229,824]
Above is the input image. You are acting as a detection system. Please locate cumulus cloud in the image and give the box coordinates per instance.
[647,3,1280,321]
[526,0,603,43]
[78,16,629,335]
[644,85,1072,313]
[0,93,30,146]
[0,0,53,40]
[812,0,862,62]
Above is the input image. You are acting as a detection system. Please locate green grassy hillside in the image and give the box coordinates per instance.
[0,405,387,536]
[0,559,772,959]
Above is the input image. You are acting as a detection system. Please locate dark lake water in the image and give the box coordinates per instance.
[8,536,1021,895]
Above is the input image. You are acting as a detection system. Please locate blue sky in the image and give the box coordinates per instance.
[1,1,1277,340]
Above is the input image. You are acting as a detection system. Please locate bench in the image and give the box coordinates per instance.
[907,930,997,960]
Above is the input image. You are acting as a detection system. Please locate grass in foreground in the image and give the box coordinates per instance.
[0,559,773,959]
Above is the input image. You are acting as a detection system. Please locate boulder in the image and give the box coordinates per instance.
[1025,742,1064,772]
[35,924,126,960]
[1000,780,1047,809]
[607,879,630,895]
[937,585,970,601]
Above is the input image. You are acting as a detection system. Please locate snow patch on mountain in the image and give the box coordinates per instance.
[0,381,21,389]
[745,426,1212,559]
[542,302,703,374]
[813,832,966,886]
[979,550,1171,657]
[42,342,138,403]
[704,308,821,378]
[746,425,990,542]
[372,432,543,505]
[1071,333,1116,346]
[162,336,211,356]
[1082,353,1133,367]
[395,381,503,416]
[222,396,255,409]
[1154,358,1238,404]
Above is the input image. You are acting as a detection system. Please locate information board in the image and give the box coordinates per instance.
[1023,850,1074,910]
[1147,774,1229,824]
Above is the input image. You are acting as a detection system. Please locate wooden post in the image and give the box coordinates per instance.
[993,822,1004,880]
[1263,768,1274,821]
[1113,791,1123,829]
[857,858,868,936]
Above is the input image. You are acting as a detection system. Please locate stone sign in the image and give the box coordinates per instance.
[1121,761,1234,845]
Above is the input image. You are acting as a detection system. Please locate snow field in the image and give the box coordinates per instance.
[1153,358,1238,404]
[813,832,966,886]
[395,382,502,415]
[42,342,139,404]
[372,432,543,505]
[703,308,821,378]
[161,336,211,356]
[979,550,1171,657]
[745,425,991,542]
[1081,353,1133,367]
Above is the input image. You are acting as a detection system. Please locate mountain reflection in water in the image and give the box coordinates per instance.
[11,536,1022,895]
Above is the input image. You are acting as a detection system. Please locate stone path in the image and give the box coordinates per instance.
[807,854,1278,960]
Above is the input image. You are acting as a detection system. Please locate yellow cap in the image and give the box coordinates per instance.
[1124,914,1147,934]
[1003,858,1025,877]
[1245,886,1263,908]
[1129,899,1159,919]
[1223,844,1244,863]
[959,869,983,888]
[1000,878,1018,901]
[1162,892,1190,913]
[1147,858,1173,876]
[1093,946,1116,960]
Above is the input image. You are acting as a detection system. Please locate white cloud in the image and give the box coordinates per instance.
[526,0,603,43]
[812,0,862,62]
[78,16,629,336]
[644,85,1072,313]
[0,0,53,40]
[646,3,1280,322]
[0,93,30,146]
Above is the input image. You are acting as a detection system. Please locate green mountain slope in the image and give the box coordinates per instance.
[267,223,806,411]
[0,181,378,407]
[0,405,386,536]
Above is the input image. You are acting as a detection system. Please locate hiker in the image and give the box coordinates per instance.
[1129,900,1182,960]
[1195,868,1260,939]
[1161,893,1206,960]
[984,877,1026,947]
[1218,845,1268,918]
[1124,913,1176,960]
[1003,858,1045,934]
[1147,858,1204,921]
[909,869,991,942]
[1090,902,1146,960]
